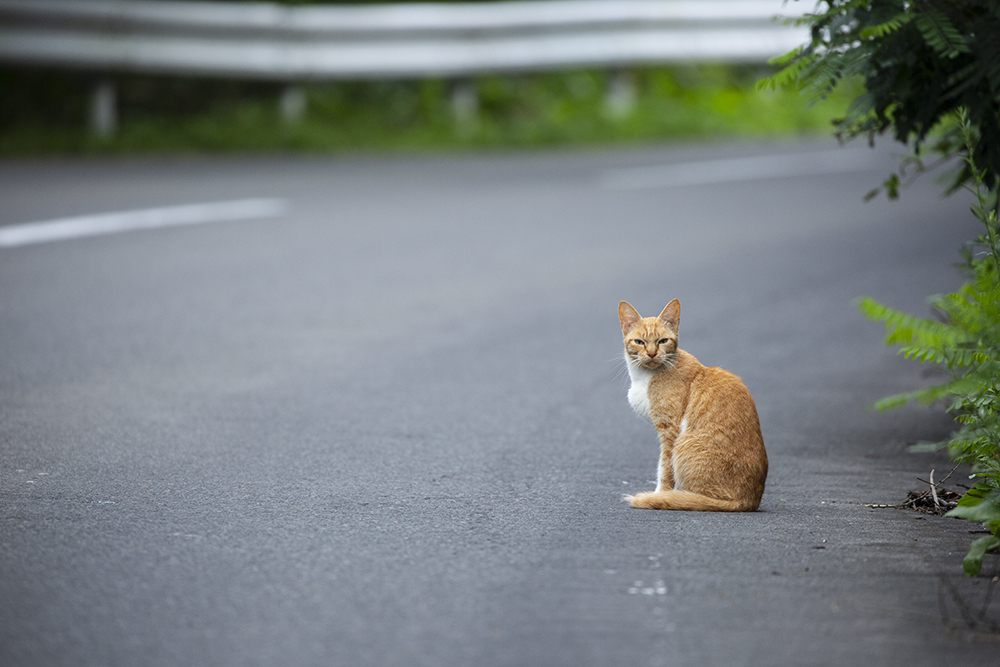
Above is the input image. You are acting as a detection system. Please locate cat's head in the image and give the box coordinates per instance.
[618,299,679,370]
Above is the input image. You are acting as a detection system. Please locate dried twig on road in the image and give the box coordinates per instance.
[864,467,963,515]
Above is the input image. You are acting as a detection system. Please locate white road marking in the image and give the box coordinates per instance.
[0,198,288,248]
[600,149,879,190]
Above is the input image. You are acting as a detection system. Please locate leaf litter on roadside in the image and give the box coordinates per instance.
[865,467,964,516]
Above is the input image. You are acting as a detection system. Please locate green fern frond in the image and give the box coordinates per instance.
[757,50,818,92]
[799,53,852,97]
[857,296,965,350]
[766,45,807,68]
[860,13,913,40]
[872,391,919,412]
[898,346,943,363]
[915,8,971,59]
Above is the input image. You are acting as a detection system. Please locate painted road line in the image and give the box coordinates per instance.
[0,198,288,248]
[600,149,881,190]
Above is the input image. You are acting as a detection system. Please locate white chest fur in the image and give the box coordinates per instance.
[625,357,654,423]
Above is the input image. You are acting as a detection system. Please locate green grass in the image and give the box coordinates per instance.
[0,66,860,155]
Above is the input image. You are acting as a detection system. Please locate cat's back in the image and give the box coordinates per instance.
[690,366,757,422]
[647,352,762,436]
[685,362,765,448]
[691,363,756,405]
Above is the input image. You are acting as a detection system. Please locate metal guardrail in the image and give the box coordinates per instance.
[0,0,808,134]
[0,0,808,78]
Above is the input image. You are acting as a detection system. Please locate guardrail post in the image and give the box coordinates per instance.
[91,78,117,137]
[280,85,306,123]
[605,70,637,119]
[451,79,478,136]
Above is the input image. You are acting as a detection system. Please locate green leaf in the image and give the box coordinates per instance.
[767,45,807,69]
[908,440,947,453]
[860,13,913,40]
[962,535,1000,577]
[945,484,1000,526]
[914,9,971,59]
[757,51,817,92]
[871,392,913,412]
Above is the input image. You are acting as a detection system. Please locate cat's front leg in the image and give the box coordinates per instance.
[655,450,674,492]
[653,419,683,492]
[653,420,682,492]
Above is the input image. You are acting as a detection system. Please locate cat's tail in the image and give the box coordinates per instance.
[624,490,758,512]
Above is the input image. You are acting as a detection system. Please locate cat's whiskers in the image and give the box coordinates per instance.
[661,354,679,371]
[610,355,634,385]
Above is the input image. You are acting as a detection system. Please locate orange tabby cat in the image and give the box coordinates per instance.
[618,299,767,511]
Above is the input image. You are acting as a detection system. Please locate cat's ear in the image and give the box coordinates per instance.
[658,299,680,331]
[619,301,642,335]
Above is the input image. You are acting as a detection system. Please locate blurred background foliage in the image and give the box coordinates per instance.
[0,65,857,155]
[0,0,859,155]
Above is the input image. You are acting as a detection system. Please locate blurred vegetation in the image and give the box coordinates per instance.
[764,0,1000,577]
[0,65,857,155]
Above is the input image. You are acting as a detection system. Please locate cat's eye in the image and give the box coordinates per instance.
[658,338,671,345]
[632,339,644,345]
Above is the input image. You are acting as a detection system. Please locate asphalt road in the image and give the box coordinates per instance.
[2,140,997,667]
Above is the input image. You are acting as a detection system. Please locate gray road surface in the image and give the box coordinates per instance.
[2,141,997,666]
